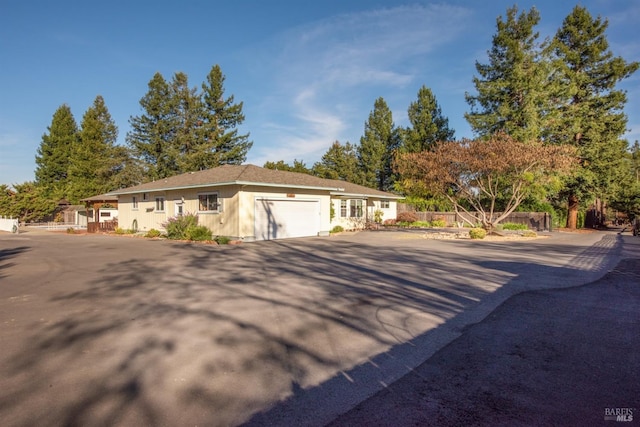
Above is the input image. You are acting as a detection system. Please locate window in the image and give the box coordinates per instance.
[380,200,390,209]
[155,197,165,212]
[340,199,363,218]
[142,193,148,201]
[132,196,138,209]
[198,193,220,212]
[350,199,363,218]
[100,211,112,218]
[340,200,348,217]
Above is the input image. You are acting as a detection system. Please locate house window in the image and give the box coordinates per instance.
[380,200,390,209]
[143,193,148,201]
[132,196,138,210]
[198,193,220,212]
[350,199,363,218]
[340,199,363,218]
[155,197,165,212]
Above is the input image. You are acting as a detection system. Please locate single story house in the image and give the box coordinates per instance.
[109,164,400,241]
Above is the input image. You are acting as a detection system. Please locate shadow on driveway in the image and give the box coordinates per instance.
[0,231,625,426]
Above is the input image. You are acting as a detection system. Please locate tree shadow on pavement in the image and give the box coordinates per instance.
[0,233,625,426]
[0,246,29,280]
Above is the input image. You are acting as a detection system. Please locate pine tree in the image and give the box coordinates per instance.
[465,6,550,142]
[199,65,252,167]
[35,104,79,198]
[358,97,400,191]
[549,6,639,228]
[263,159,312,174]
[127,72,180,180]
[402,86,454,153]
[127,66,252,180]
[312,141,361,182]
[171,72,206,172]
[66,96,120,202]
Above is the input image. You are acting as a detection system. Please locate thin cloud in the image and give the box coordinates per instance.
[246,3,472,164]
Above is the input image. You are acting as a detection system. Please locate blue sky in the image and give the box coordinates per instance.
[1,0,639,186]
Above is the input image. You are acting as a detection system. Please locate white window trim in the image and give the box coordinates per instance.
[339,199,364,218]
[197,192,221,213]
[155,196,165,213]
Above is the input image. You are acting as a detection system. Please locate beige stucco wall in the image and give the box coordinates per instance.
[330,198,397,230]
[117,186,241,237]
[117,185,335,240]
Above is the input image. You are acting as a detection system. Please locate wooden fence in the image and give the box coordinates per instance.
[87,220,118,233]
[397,204,552,231]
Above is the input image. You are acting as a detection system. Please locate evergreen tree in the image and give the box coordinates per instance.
[127,72,180,180]
[610,141,640,220]
[358,97,400,191]
[67,95,120,202]
[35,104,79,198]
[465,6,550,141]
[312,141,360,182]
[402,85,455,153]
[127,65,252,180]
[263,159,312,174]
[549,6,639,228]
[171,72,206,172]
[11,181,56,223]
[0,184,14,217]
[200,65,252,167]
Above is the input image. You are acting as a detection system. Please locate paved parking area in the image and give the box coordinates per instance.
[0,229,624,426]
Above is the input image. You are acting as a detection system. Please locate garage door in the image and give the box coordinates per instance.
[254,198,320,240]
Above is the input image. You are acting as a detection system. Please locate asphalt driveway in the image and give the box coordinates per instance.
[0,229,628,426]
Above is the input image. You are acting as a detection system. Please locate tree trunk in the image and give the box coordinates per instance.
[566,194,579,229]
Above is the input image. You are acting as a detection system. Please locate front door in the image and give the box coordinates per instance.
[174,200,184,216]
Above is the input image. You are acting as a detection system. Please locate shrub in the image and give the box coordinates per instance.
[411,221,431,228]
[383,219,397,226]
[469,228,487,239]
[373,209,384,223]
[522,230,538,238]
[501,222,528,231]
[66,227,76,234]
[163,213,199,240]
[214,235,231,245]
[145,228,162,238]
[430,219,447,228]
[114,227,125,235]
[331,225,344,234]
[396,211,418,223]
[185,225,212,241]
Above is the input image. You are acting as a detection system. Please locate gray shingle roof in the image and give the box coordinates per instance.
[110,164,399,198]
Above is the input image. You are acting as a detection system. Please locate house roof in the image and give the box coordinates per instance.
[81,192,118,202]
[110,164,400,199]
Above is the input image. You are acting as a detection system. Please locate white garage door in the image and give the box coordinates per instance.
[255,198,320,240]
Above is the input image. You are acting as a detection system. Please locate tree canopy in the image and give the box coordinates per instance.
[396,133,577,229]
[66,95,121,202]
[402,85,455,153]
[263,159,312,174]
[358,97,401,191]
[127,65,252,180]
[465,6,550,141]
[312,141,361,183]
[35,104,79,198]
[548,6,639,228]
